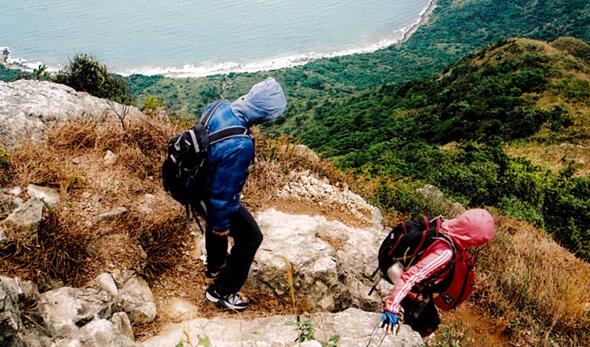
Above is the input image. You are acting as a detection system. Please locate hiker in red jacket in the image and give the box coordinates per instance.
[380,209,496,336]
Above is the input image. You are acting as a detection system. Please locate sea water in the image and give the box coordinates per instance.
[0,0,431,76]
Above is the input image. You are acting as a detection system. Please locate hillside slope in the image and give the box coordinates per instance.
[290,38,590,261]
[0,80,588,345]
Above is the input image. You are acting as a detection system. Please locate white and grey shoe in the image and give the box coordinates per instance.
[205,286,249,311]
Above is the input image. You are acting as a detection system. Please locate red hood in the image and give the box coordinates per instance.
[442,209,496,249]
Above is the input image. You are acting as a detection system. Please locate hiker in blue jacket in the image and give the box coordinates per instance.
[200,77,287,311]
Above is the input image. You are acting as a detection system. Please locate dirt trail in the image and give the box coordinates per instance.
[441,304,510,346]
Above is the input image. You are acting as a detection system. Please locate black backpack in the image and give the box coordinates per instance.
[369,216,455,295]
[162,100,251,214]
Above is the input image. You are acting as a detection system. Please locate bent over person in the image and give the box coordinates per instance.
[202,78,287,311]
[164,77,287,311]
[378,209,495,336]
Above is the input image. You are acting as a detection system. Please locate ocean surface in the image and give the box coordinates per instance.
[1,0,431,77]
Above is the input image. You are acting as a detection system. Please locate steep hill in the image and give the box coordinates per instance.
[287,37,590,261]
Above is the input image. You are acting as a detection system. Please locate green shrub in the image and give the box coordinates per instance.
[498,196,545,227]
[141,95,165,117]
[55,54,132,104]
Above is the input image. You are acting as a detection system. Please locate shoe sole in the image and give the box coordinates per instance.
[219,300,248,311]
[205,290,220,304]
[205,291,248,311]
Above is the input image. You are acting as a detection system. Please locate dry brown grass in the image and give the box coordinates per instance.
[0,114,355,336]
[473,214,590,345]
[10,209,92,284]
[0,116,185,286]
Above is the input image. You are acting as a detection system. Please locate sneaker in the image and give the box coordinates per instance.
[205,286,249,311]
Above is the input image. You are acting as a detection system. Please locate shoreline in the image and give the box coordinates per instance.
[3,0,437,79]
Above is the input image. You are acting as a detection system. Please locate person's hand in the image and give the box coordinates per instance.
[212,228,229,237]
[380,311,399,335]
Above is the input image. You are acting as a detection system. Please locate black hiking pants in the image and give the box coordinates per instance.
[206,205,263,295]
[401,296,441,337]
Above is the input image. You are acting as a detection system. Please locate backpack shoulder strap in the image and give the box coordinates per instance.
[199,99,225,127]
[209,126,251,145]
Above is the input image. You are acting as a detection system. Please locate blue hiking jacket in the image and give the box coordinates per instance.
[202,77,286,231]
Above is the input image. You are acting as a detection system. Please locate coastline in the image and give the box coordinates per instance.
[401,0,437,43]
[2,0,437,79]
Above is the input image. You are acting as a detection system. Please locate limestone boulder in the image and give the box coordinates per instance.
[53,318,137,347]
[0,276,39,303]
[0,278,23,345]
[0,80,143,148]
[247,208,391,312]
[416,184,465,217]
[0,198,44,246]
[38,287,114,337]
[116,273,156,325]
[141,308,422,347]
[27,184,60,208]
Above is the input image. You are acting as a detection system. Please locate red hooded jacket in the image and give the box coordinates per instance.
[384,209,495,315]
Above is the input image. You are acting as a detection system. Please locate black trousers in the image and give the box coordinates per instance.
[206,206,263,295]
[401,296,441,337]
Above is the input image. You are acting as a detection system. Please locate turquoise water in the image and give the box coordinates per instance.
[0,0,430,76]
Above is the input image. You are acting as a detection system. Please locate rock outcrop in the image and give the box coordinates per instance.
[141,307,422,347]
[249,208,391,312]
[0,271,152,347]
[0,198,44,248]
[38,287,114,337]
[0,80,142,147]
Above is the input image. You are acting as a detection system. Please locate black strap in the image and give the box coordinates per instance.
[209,126,250,145]
[197,100,250,145]
[199,100,225,127]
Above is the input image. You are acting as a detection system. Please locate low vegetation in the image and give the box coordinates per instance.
[54,54,132,104]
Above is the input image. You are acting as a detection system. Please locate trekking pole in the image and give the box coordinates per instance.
[376,329,388,347]
[364,325,379,347]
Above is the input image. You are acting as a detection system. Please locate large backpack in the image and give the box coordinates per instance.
[375,216,475,311]
[162,100,251,214]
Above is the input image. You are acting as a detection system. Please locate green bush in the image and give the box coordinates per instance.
[498,196,545,227]
[55,54,132,104]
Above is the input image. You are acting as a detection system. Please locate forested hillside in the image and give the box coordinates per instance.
[303,37,590,259]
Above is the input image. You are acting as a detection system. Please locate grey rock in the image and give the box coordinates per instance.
[103,151,117,166]
[6,186,22,197]
[0,276,39,303]
[110,312,134,341]
[12,329,52,347]
[161,297,199,322]
[137,194,156,215]
[247,209,389,312]
[97,207,127,221]
[38,287,114,337]
[26,184,60,207]
[54,319,137,347]
[94,273,118,298]
[0,191,18,216]
[0,198,44,246]
[140,308,422,347]
[0,80,143,148]
[0,228,8,249]
[110,270,135,288]
[0,278,23,344]
[117,275,156,325]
